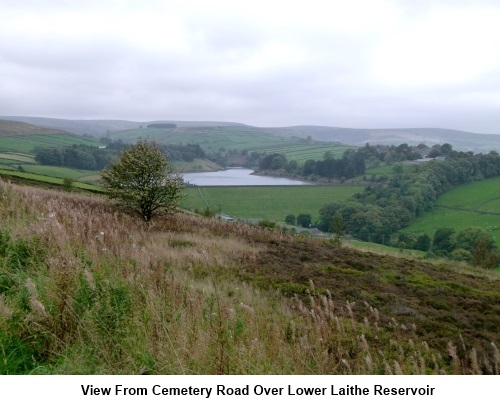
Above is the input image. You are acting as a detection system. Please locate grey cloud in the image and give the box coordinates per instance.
[0,1,499,133]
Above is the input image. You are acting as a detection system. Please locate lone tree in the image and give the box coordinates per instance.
[100,139,184,223]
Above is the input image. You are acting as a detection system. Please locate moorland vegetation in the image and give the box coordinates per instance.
[0,178,499,374]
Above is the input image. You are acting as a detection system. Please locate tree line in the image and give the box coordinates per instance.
[33,143,124,170]
[254,142,446,181]
[318,146,500,266]
[33,141,206,170]
[256,149,367,181]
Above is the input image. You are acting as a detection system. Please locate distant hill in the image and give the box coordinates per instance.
[2,116,499,152]
[0,116,247,137]
[260,126,500,153]
[0,119,72,136]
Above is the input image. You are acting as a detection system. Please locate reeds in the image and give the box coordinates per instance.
[0,178,499,374]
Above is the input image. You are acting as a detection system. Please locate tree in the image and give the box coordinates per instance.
[296,213,312,228]
[432,228,456,254]
[302,159,316,176]
[415,233,431,252]
[100,140,184,223]
[63,177,74,192]
[285,214,296,225]
[258,153,287,171]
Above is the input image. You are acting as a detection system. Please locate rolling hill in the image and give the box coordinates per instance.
[2,116,499,152]
[260,126,500,153]
[0,116,247,136]
[0,119,72,137]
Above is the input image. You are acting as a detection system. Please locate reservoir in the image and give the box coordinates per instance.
[182,168,312,186]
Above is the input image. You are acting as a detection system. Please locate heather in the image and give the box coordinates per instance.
[0,179,499,374]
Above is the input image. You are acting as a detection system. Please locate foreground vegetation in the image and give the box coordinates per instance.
[1,179,499,374]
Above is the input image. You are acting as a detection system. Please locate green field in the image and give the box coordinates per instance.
[19,165,98,180]
[0,135,105,183]
[0,168,101,191]
[111,127,351,163]
[182,185,362,223]
[0,134,102,154]
[0,153,36,163]
[248,143,351,162]
[404,177,500,243]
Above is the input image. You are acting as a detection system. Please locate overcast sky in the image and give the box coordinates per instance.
[1,0,499,133]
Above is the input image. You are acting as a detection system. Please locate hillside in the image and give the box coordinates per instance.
[0,119,71,137]
[403,176,500,244]
[0,116,247,136]
[2,116,499,152]
[261,126,500,153]
[108,126,351,163]
[0,178,499,374]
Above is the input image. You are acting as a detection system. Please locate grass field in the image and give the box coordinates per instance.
[182,185,361,223]
[19,165,98,180]
[0,168,101,191]
[0,153,36,163]
[111,127,351,163]
[0,134,102,154]
[0,134,106,184]
[404,177,500,243]
[248,143,351,162]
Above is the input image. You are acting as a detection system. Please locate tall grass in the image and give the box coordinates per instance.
[0,178,498,374]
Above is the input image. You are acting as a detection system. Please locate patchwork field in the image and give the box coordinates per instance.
[0,153,36,163]
[182,185,362,223]
[404,177,500,242]
[110,126,351,163]
[0,168,101,191]
[20,165,97,179]
[0,133,104,185]
[0,134,102,154]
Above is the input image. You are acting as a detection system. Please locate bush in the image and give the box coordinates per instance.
[258,219,276,229]
[296,213,312,228]
[285,214,296,225]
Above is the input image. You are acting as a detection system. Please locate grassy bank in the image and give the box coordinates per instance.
[0,169,101,192]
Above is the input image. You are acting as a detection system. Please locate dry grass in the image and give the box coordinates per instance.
[0,178,499,374]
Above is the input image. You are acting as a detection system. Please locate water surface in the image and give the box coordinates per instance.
[182,168,312,186]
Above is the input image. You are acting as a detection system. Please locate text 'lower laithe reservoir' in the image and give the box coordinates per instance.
[81,384,436,398]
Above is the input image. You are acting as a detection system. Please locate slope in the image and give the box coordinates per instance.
[2,116,499,152]
[0,119,71,137]
[0,178,499,374]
